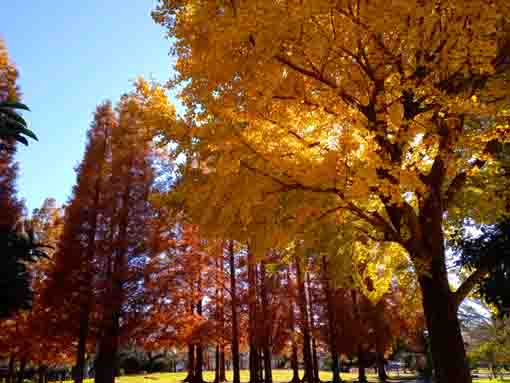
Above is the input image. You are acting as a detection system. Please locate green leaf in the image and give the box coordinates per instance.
[15,135,29,146]
[0,101,30,111]
[0,108,27,127]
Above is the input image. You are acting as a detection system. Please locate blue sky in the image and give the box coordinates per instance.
[1,1,177,213]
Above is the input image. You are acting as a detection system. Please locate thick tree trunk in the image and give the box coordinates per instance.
[183,344,195,382]
[295,259,313,383]
[410,195,472,383]
[229,241,241,383]
[418,265,471,383]
[321,257,341,383]
[17,358,26,383]
[397,168,472,383]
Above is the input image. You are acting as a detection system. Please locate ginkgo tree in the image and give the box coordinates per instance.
[148,1,510,382]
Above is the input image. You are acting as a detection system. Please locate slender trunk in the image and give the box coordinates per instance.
[17,358,26,383]
[229,241,241,383]
[287,269,300,383]
[214,345,220,383]
[74,303,90,383]
[321,257,341,383]
[38,366,47,383]
[194,296,204,383]
[260,261,273,383]
[248,247,259,383]
[376,352,387,382]
[351,290,367,383]
[295,259,313,383]
[306,273,319,383]
[219,345,226,382]
[7,354,14,383]
[94,309,120,383]
[357,348,367,383]
[183,344,195,382]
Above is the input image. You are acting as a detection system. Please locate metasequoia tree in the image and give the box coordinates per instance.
[151,2,510,382]
[46,102,115,383]
[94,95,156,383]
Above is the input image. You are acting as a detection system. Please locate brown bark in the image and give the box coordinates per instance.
[248,247,260,383]
[229,241,241,383]
[288,267,300,383]
[376,352,387,382]
[406,190,472,383]
[7,354,14,383]
[350,290,367,383]
[219,346,226,382]
[321,257,342,383]
[295,258,313,383]
[306,273,320,383]
[260,261,273,383]
[357,348,367,383]
[183,344,195,382]
[17,358,26,383]
[74,303,90,383]
[193,297,204,383]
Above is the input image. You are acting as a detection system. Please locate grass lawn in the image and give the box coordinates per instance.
[54,369,509,383]
[58,369,415,383]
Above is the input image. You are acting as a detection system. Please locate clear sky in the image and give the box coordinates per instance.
[1,1,176,213]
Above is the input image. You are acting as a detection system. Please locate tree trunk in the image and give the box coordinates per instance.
[38,366,47,383]
[94,309,120,383]
[74,303,90,383]
[7,354,14,383]
[214,345,220,383]
[17,358,26,383]
[402,175,473,383]
[183,344,195,382]
[295,259,313,383]
[321,257,341,383]
[350,290,367,383]
[418,267,471,383]
[287,268,300,383]
[229,241,241,383]
[248,247,259,383]
[194,297,204,383]
[357,348,367,383]
[306,272,319,383]
[260,261,273,383]
[376,352,387,382]
[219,345,226,382]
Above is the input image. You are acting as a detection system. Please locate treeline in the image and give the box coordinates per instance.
[0,92,424,383]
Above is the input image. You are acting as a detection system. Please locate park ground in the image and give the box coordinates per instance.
[52,369,509,383]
